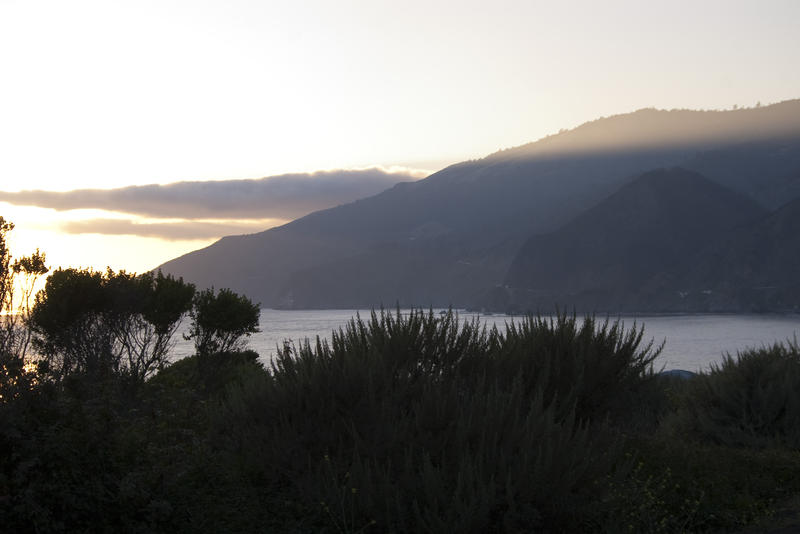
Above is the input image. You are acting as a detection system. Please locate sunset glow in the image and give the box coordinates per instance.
[2,0,799,272]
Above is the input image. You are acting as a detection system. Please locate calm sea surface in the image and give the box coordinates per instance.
[170,309,800,373]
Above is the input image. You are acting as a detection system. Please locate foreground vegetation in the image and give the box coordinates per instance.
[3,218,800,532]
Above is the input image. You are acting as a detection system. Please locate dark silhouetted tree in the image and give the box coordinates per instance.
[29,268,194,383]
[185,287,260,357]
[104,270,196,381]
[0,217,48,401]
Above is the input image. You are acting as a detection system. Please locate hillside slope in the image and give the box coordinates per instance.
[665,193,800,312]
[504,168,768,312]
[159,100,800,309]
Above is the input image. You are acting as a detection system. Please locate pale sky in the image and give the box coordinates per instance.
[1,0,799,273]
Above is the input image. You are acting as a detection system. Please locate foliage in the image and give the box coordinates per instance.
[1,368,196,532]
[207,310,660,531]
[670,339,800,449]
[0,344,271,533]
[591,435,800,533]
[28,268,195,384]
[0,217,48,402]
[151,349,266,397]
[104,270,196,381]
[185,287,260,358]
[462,313,663,423]
[5,295,800,532]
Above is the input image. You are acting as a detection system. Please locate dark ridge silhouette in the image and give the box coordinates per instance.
[663,193,800,312]
[158,100,800,310]
[503,168,768,312]
[680,141,800,209]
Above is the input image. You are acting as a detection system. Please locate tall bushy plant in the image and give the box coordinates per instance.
[209,309,657,531]
[677,339,800,448]
[475,314,663,422]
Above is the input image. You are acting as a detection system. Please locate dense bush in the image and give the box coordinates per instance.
[0,348,268,533]
[0,218,268,532]
[4,285,800,532]
[208,309,661,531]
[605,437,800,533]
[671,339,800,449]
[1,382,175,532]
[464,314,663,423]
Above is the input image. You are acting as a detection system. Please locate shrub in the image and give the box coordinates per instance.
[675,339,800,448]
[453,313,663,425]
[601,436,800,533]
[151,349,266,397]
[0,377,177,532]
[208,309,661,531]
[0,346,270,533]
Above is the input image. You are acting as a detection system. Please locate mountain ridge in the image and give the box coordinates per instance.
[502,168,770,312]
[159,100,800,311]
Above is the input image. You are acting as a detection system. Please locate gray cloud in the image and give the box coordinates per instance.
[59,218,282,241]
[0,167,426,220]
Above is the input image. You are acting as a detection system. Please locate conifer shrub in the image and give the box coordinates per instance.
[460,314,662,424]
[675,339,800,448]
[209,309,661,531]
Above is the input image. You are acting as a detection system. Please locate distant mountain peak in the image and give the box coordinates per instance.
[504,167,767,309]
[160,101,800,311]
[490,99,800,161]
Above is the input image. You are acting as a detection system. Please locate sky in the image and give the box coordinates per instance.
[1,0,799,275]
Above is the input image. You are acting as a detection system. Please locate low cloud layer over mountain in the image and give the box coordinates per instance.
[58,218,284,241]
[0,167,423,220]
[0,167,425,239]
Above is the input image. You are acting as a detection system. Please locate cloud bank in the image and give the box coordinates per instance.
[58,218,284,241]
[0,167,426,220]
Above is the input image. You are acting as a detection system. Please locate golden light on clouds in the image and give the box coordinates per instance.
[0,167,425,272]
[2,203,219,274]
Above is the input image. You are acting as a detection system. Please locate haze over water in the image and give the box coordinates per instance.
[170,310,800,373]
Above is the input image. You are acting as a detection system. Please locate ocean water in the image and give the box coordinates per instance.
[170,309,800,373]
